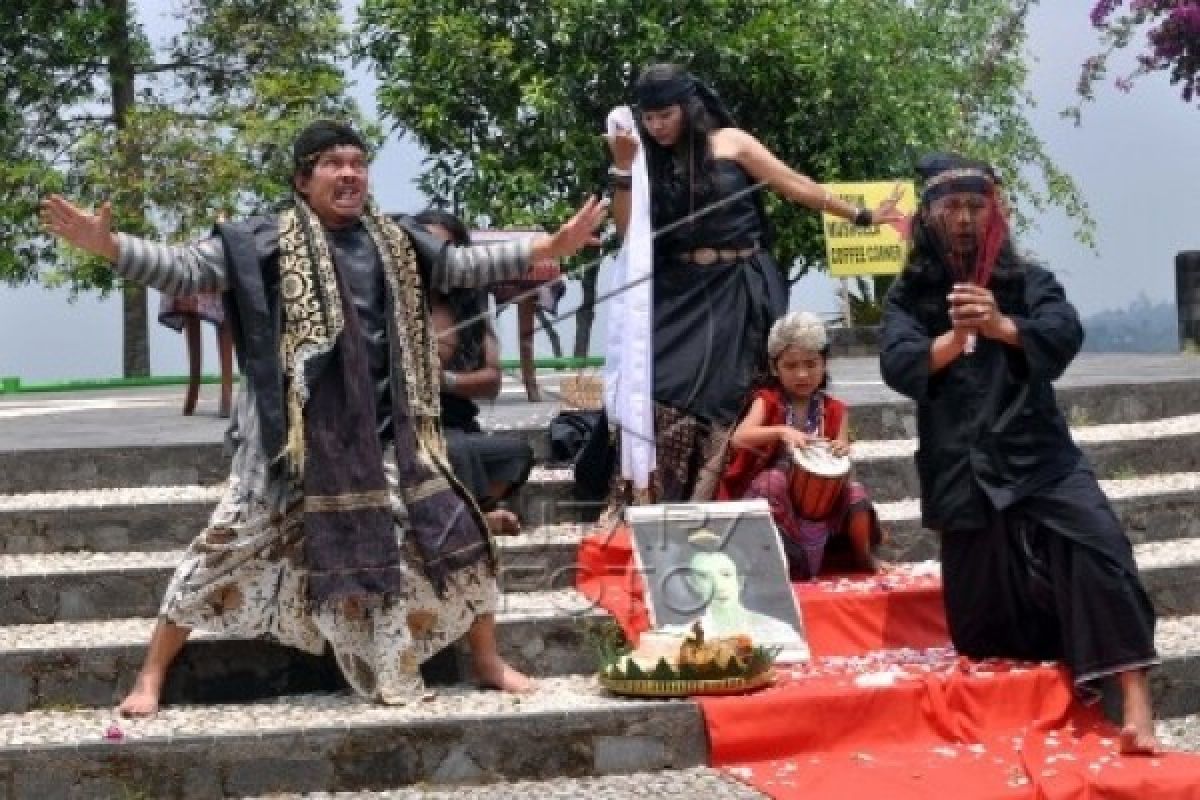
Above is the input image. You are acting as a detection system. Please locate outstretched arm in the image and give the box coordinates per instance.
[427,196,608,292]
[530,195,608,262]
[40,195,228,295]
[729,130,907,229]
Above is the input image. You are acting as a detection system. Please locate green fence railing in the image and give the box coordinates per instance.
[0,356,605,396]
[0,374,237,395]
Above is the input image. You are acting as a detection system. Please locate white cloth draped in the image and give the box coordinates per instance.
[602,106,656,489]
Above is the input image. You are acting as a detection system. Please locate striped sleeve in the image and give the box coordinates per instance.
[429,238,534,292]
[114,233,230,295]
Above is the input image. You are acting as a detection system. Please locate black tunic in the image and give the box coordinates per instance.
[326,222,396,444]
[880,260,1084,532]
[216,214,454,461]
[652,159,787,427]
[880,256,1157,687]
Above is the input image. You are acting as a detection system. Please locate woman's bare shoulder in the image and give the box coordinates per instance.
[710,127,763,161]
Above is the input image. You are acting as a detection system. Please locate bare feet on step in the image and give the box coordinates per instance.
[474,655,536,693]
[1119,723,1160,755]
[485,508,521,536]
[1118,668,1160,755]
[117,673,165,718]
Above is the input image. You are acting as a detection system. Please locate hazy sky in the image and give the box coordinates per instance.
[2,1,1197,382]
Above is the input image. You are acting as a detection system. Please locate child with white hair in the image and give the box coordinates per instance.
[718,311,884,579]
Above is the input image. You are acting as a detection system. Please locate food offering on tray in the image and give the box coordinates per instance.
[598,622,780,696]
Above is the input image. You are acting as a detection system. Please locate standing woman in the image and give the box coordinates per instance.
[603,63,904,508]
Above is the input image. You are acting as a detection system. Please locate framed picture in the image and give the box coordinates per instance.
[626,500,808,659]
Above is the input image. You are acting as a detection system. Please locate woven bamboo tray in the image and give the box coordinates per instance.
[560,374,604,410]
[598,668,776,698]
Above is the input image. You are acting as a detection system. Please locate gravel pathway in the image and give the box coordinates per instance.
[0,675,684,748]
[0,548,179,575]
[245,768,768,799]
[1159,714,1200,752]
[0,484,224,512]
[853,412,1200,461]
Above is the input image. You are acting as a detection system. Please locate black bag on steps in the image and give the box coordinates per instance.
[548,409,615,502]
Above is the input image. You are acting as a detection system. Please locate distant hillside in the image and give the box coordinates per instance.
[1082,295,1180,353]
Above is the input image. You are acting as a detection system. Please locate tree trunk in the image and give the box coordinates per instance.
[122,285,149,377]
[106,0,150,377]
[573,265,599,359]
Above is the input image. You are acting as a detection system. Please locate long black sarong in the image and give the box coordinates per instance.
[940,463,1158,691]
[653,250,787,429]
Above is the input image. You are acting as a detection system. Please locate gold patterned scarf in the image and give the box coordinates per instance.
[278,197,490,605]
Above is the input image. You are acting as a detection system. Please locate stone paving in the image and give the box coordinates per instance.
[250,716,1200,798]
[248,767,769,799]
[0,679,707,798]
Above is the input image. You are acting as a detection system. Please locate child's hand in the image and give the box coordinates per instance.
[828,440,851,458]
[778,427,810,450]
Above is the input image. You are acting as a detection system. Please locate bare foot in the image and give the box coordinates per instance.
[1118,667,1160,755]
[485,509,521,536]
[474,657,536,693]
[117,674,164,718]
[1119,723,1160,755]
[856,553,888,574]
[873,558,899,575]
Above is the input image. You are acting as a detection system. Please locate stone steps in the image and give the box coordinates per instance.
[1,367,1196,797]
[0,486,221,554]
[4,382,1199,494]
[1,634,1198,800]
[243,767,770,799]
[2,417,1197,527]
[0,675,706,798]
[251,717,1200,799]
[3,476,1196,586]
[4,567,1200,714]
[0,588,602,712]
[7,418,1191,541]
[2,506,1198,625]
[517,416,1200,521]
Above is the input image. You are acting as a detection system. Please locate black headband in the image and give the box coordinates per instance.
[917,153,994,205]
[293,120,368,174]
[922,169,993,205]
[633,73,699,110]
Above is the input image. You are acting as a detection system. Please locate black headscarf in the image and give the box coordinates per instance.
[632,69,736,128]
[293,120,369,174]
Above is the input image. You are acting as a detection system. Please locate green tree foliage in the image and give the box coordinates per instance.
[359,0,1091,351]
[1,0,366,375]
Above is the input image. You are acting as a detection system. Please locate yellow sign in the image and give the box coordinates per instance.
[821,181,916,277]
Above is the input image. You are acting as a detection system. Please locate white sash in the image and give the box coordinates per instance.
[602,106,655,489]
